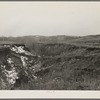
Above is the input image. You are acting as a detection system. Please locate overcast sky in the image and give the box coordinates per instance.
[0,2,100,37]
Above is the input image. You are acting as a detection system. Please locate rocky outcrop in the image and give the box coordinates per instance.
[0,44,41,89]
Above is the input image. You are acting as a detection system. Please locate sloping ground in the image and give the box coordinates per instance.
[15,43,100,90]
[1,35,100,90]
[67,35,100,47]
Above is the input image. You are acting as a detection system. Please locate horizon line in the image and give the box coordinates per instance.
[0,34,100,38]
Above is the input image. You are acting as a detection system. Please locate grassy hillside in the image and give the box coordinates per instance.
[0,35,100,90]
[25,43,100,90]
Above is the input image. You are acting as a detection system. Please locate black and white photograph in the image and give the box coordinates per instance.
[0,1,100,90]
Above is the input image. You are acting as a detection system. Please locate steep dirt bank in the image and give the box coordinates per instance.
[0,44,41,90]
